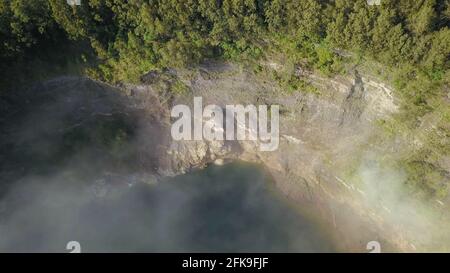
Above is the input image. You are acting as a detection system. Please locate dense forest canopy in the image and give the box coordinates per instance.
[0,0,449,198]
[1,0,448,82]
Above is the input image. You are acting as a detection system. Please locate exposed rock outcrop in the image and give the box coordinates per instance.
[121,62,448,252]
[1,61,448,252]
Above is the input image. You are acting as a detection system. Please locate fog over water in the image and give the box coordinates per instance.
[0,162,333,252]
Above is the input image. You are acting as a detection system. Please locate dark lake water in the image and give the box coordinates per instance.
[0,162,333,252]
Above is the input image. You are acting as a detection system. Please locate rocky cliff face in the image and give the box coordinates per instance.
[121,62,448,252]
[1,62,448,252]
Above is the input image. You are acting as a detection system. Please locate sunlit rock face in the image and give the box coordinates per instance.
[0,61,448,252]
[124,64,440,252]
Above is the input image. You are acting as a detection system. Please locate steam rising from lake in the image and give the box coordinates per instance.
[0,163,332,252]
